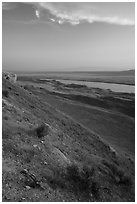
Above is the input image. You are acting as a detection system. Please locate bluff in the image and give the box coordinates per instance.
[2,72,17,83]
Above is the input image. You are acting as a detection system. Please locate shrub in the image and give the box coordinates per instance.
[23,85,28,90]
[65,163,99,199]
[66,164,80,183]
[46,169,67,190]
[90,180,100,199]
[2,90,9,98]
[102,160,132,186]
[36,123,49,138]
[116,170,132,186]
[3,116,8,120]
[44,163,100,200]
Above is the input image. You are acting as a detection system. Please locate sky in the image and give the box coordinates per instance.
[2,2,135,72]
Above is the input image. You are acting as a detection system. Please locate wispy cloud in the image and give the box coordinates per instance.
[2,2,134,26]
[36,2,134,26]
[35,10,40,18]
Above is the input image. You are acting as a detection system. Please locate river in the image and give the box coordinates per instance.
[56,79,135,93]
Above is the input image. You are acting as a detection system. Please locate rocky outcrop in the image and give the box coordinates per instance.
[2,72,17,83]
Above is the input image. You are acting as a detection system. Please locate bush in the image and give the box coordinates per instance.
[44,163,100,200]
[46,169,67,190]
[36,123,49,138]
[23,85,28,90]
[2,90,9,98]
[116,170,132,186]
[65,164,99,199]
[3,116,8,120]
[66,164,80,183]
[102,160,132,186]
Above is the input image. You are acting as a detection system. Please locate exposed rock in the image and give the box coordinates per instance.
[33,145,38,148]
[25,185,31,190]
[2,99,13,108]
[20,169,43,189]
[53,147,71,166]
[2,72,17,83]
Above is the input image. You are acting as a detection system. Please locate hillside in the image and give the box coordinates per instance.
[2,74,135,202]
[120,69,135,76]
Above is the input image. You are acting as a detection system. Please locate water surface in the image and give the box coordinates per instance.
[57,79,135,93]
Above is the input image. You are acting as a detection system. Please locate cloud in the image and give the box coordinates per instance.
[2,2,18,10]
[2,2,134,26]
[35,10,40,18]
[50,18,56,22]
[35,2,134,26]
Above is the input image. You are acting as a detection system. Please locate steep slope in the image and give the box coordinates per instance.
[2,77,135,202]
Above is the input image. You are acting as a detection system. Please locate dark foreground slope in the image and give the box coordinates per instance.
[2,77,135,202]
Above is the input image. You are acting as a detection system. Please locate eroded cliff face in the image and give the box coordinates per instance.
[2,72,17,83]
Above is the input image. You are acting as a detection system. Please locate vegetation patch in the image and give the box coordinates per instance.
[45,163,100,200]
[102,160,132,186]
[2,90,9,98]
[35,123,49,138]
[64,83,87,89]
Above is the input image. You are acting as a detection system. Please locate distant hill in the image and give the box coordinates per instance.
[120,69,135,76]
[71,69,135,76]
[3,69,135,76]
